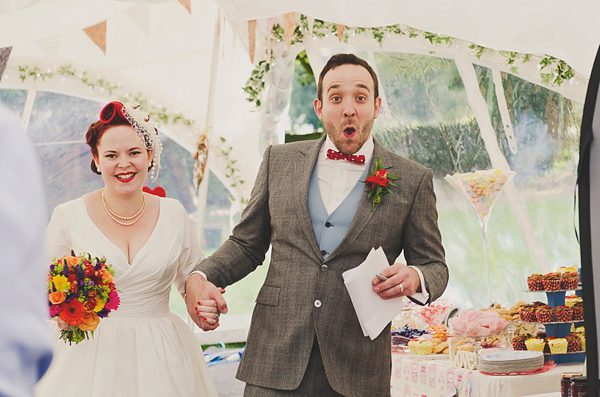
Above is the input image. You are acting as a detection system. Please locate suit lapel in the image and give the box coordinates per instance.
[326,140,393,261]
[294,136,326,260]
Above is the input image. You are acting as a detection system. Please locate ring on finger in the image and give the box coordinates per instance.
[399,283,404,293]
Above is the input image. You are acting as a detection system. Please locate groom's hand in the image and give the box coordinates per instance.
[185,273,228,331]
[372,263,421,299]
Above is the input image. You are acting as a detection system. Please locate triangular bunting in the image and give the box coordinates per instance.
[283,12,295,51]
[337,24,344,42]
[0,47,12,82]
[127,3,150,36]
[84,21,107,54]
[178,0,191,14]
[248,20,257,63]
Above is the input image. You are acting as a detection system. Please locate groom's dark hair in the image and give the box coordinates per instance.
[317,53,379,102]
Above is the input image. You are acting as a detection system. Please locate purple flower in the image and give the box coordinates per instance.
[96,308,109,318]
[50,264,55,272]
[64,294,76,303]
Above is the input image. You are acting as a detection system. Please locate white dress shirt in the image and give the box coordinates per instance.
[319,135,429,304]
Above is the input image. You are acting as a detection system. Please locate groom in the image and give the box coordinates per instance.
[186,53,448,396]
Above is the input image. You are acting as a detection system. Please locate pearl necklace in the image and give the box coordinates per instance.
[101,189,146,227]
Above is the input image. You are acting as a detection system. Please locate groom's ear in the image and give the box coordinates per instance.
[313,98,324,121]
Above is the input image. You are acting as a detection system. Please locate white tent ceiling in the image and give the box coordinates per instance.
[0,0,599,198]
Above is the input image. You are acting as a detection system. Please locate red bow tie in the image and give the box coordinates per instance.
[326,149,365,165]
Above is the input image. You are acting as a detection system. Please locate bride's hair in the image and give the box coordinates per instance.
[85,109,130,175]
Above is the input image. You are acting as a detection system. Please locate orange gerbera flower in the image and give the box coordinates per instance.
[59,299,85,326]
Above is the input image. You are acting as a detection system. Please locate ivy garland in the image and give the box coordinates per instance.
[16,63,248,201]
[17,64,195,127]
[243,14,577,108]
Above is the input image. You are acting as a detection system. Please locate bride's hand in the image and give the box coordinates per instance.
[185,273,228,331]
[196,300,221,327]
[56,317,71,330]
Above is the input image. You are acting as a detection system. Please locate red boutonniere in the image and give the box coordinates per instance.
[364,157,400,211]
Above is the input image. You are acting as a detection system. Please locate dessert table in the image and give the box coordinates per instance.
[391,352,583,397]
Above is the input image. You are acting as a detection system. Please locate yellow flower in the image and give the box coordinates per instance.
[93,297,105,312]
[52,275,70,292]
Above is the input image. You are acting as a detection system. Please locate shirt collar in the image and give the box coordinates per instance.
[320,135,374,165]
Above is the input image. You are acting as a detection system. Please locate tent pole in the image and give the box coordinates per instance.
[454,56,551,278]
[195,10,222,247]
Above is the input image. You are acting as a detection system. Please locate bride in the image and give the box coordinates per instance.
[36,102,219,396]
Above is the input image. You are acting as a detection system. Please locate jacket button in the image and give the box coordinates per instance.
[325,222,332,228]
[314,300,322,308]
[320,250,327,256]
[320,264,328,272]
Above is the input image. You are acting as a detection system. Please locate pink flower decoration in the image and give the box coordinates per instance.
[104,290,120,311]
[49,304,61,317]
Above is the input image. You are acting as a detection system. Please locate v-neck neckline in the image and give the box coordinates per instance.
[79,197,162,266]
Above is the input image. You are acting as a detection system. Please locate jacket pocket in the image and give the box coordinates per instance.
[255,285,281,306]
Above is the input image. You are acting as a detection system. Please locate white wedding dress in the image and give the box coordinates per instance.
[35,197,218,397]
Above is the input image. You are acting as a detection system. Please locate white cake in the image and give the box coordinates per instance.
[478,350,544,373]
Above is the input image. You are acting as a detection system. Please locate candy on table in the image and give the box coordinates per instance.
[444,169,514,223]
[392,324,429,340]
[557,266,577,275]
[548,338,568,354]
[413,299,453,327]
[511,334,529,350]
[408,340,433,355]
[426,324,450,340]
[525,338,545,352]
[449,309,508,337]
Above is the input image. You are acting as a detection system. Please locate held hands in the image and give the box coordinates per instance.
[372,263,421,299]
[185,273,228,331]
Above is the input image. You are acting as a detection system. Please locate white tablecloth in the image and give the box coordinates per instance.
[391,353,583,397]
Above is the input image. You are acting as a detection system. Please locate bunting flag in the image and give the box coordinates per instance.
[127,3,150,36]
[248,20,257,63]
[178,0,191,14]
[0,47,12,82]
[283,12,295,51]
[84,21,107,54]
[266,17,275,59]
[337,24,345,42]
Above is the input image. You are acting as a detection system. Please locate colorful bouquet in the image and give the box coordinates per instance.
[47,251,120,344]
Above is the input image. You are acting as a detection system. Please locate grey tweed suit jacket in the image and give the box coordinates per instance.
[195,136,448,397]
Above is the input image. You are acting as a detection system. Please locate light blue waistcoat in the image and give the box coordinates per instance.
[308,162,371,259]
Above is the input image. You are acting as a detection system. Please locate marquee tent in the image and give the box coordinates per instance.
[1,0,599,386]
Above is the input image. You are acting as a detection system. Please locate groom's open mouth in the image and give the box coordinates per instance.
[343,126,356,138]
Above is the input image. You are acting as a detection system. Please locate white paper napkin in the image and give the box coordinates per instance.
[342,247,405,340]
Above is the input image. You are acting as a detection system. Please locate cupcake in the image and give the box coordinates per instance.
[542,272,561,291]
[512,335,528,350]
[555,306,573,322]
[525,338,545,352]
[535,305,554,323]
[565,295,583,308]
[408,340,433,355]
[519,305,536,322]
[572,302,584,321]
[548,338,568,354]
[562,272,579,290]
[567,334,581,352]
[527,274,544,291]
